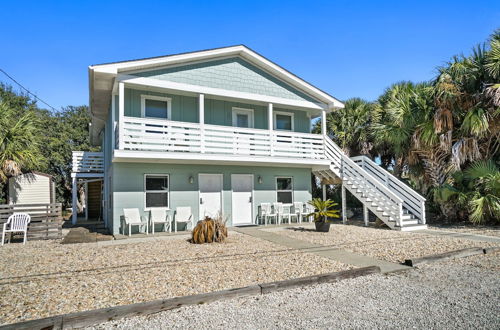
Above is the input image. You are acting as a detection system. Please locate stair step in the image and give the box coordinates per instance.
[397,224,428,231]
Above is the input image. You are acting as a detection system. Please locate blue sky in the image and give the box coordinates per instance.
[1,1,499,110]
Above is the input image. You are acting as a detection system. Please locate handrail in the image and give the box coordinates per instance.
[350,156,426,202]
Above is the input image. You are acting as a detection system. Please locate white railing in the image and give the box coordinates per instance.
[72,151,104,173]
[351,156,426,224]
[324,138,404,226]
[118,116,326,160]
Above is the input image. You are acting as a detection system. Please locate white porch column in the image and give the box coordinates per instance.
[71,176,77,225]
[111,93,116,150]
[341,184,347,224]
[268,103,274,156]
[118,82,125,150]
[321,109,327,137]
[322,184,327,201]
[84,182,88,221]
[199,94,205,153]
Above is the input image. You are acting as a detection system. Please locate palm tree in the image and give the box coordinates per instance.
[313,98,374,156]
[0,101,41,182]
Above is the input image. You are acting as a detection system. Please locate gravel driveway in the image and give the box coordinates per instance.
[91,251,500,329]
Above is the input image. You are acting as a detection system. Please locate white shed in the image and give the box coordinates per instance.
[8,172,55,204]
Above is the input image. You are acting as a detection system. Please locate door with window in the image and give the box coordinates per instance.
[231,174,253,225]
[232,108,254,155]
[199,174,223,220]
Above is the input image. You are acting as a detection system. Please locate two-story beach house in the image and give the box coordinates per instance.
[71,45,427,235]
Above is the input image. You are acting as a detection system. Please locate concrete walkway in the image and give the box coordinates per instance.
[233,226,411,273]
[417,229,500,243]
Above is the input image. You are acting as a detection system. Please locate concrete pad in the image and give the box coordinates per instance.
[233,227,410,273]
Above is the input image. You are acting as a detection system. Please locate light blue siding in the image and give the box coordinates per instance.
[134,57,317,103]
[110,163,312,235]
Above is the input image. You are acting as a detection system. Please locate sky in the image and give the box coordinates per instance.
[1,0,499,110]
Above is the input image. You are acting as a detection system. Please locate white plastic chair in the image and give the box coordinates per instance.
[150,209,171,234]
[123,208,149,237]
[174,207,193,232]
[303,204,315,223]
[292,202,303,224]
[2,213,31,245]
[259,203,274,225]
[272,202,285,225]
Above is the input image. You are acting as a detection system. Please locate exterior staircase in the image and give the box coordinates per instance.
[313,137,427,231]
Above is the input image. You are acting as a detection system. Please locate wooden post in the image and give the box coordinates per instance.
[118,82,125,150]
[341,184,347,224]
[322,184,326,201]
[268,103,273,156]
[71,176,77,225]
[363,205,369,226]
[321,109,327,137]
[199,94,205,153]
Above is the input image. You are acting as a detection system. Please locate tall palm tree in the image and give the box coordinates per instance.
[0,102,41,182]
[314,98,374,156]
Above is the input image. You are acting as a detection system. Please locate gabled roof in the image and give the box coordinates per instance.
[88,45,344,143]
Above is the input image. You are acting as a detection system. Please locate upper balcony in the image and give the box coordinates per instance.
[114,116,327,166]
[71,151,104,177]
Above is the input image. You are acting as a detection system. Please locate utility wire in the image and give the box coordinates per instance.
[0,68,58,111]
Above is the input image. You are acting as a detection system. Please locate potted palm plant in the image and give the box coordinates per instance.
[307,198,340,232]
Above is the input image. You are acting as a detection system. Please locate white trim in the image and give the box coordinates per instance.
[118,74,325,111]
[274,111,294,131]
[144,174,170,211]
[231,174,254,225]
[118,82,125,150]
[113,149,331,167]
[198,173,223,221]
[90,45,344,108]
[231,107,254,128]
[276,176,294,204]
[140,94,172,119]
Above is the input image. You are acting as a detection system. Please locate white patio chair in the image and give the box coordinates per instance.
[273,202,286,225]
[123,208,149,237]
[303,204,315,223]
[2,213,31,245]
[174,207,193,232]
[292,202,304,224]
[258,203,275,225]
[150,209,171,234]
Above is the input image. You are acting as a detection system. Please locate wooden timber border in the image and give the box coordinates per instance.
[0,203,63,241]
[0,266,380,330]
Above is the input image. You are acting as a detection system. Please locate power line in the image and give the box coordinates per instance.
[0,68,58,111]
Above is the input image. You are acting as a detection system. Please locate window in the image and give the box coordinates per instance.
[145,175,169,209]
[274,112,294,131]
[141,95,171,119]
[276,177,293,204]
[232,107,254,128]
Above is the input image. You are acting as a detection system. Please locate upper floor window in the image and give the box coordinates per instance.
[232,107,254,128]
[274,111,294,131]
[141,95,171,119]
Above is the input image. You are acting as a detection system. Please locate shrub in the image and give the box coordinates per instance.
[191,212,228,244]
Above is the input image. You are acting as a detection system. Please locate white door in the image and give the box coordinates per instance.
[199,174,223,220]
[231,174,253,225]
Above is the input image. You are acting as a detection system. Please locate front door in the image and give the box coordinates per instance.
[231,174,253,225]
[199,174,223,220]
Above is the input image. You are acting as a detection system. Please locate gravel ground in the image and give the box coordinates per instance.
[0,232,349,324]
[428,225,500,238]
[91,251,500,330]
[274,224,499,263]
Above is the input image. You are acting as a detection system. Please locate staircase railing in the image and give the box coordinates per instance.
[351,156,426,224]
[323,137,404,226]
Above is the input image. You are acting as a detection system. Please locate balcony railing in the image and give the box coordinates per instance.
[116,116,326,160]
[72,151,104,174]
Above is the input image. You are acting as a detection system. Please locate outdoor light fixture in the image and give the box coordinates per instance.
[258,176,263,184]
[189,176,194,184]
